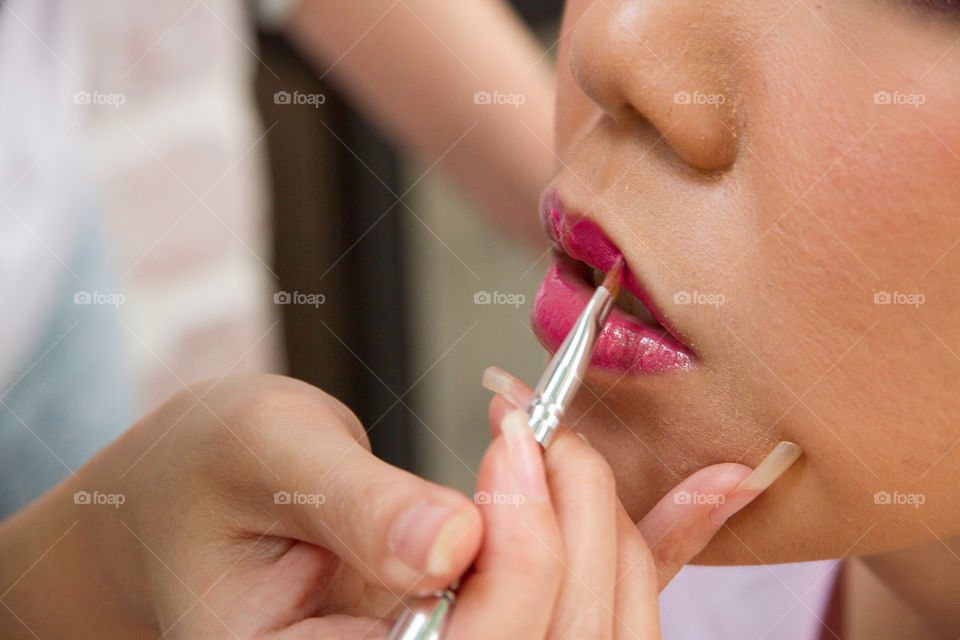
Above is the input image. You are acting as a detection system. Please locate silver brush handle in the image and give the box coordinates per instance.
[385,590,455,640]
[527,285,614,448]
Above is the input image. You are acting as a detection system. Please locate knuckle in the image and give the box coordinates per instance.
[320,468,377,541]
[167,374,345,471]
[323,459,381,513]
[317,394,369,448]
[507,534,564,585]
[547,431,616,492]
[204,374,355,443]
[557,443,616,498]
[578,448,616,492]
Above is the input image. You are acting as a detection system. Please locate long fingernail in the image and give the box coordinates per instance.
[481,366,528,411]
[500,409,549,501]
[709,441,803,525]
[389,503,474,576]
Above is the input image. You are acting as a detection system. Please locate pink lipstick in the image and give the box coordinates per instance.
[532,189,693,375]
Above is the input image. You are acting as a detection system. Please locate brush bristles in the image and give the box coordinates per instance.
[601,257,624,297]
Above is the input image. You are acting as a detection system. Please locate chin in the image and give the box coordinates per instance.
[570,382,945,565]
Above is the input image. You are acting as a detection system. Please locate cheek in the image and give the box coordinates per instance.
[723,58,960,547]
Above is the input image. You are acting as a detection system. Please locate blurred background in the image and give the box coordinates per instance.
[78,0,564,495]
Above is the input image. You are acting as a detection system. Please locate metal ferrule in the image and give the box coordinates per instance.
[527,284,615,449]
[385,589,456,640]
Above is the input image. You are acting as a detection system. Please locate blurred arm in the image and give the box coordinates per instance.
[282,0,555,250]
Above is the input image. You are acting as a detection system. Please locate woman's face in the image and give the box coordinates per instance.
[542,0,960,563]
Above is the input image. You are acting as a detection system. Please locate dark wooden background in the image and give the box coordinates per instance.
[254,1,563,472]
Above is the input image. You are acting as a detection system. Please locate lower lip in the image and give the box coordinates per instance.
[531,258,694,375]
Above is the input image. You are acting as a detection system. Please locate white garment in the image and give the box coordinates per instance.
[660,561,841,639]
[0,0,83,387]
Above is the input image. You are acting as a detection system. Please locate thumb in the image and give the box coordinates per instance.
[257,395,482,597]
[636,442,802,590]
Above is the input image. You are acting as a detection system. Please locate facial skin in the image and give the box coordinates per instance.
[550,0,960,564]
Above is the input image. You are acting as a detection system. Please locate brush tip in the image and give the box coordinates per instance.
[601,257,624,296]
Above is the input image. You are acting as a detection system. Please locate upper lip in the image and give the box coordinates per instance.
[539,188,687,347]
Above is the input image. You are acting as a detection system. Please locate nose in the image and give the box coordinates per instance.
[569,0,741,172]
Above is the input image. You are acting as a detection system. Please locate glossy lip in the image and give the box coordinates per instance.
[531,189,694,375]
[540,189,679,337]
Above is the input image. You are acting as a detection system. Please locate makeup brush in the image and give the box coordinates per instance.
[527,255,623,448]
[385,258,624,640]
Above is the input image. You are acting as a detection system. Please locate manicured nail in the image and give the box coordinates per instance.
[500,409,549,501]
[482,366,528,411]
[389,502,474,576]
[426,513,473,576]
[710,441,803,525]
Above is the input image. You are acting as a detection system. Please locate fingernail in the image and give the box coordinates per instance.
[708,488,763,526]
[481,366,513,395]
[576,432,591,447]
[481,366,528,411]
[389,503,474,576]
[710,441,803,525]
[500,409,549,501]
[737,441,803,492]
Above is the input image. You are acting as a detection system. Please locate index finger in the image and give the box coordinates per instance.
[445,409,564,640]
